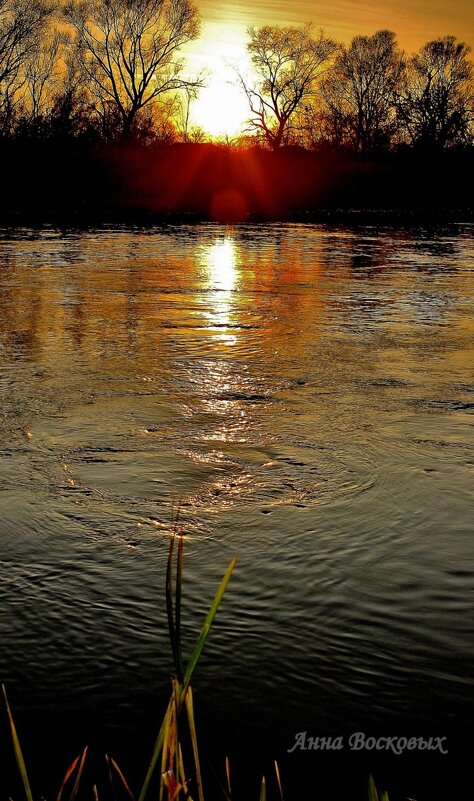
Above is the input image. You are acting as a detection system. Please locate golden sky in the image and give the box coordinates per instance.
[197,0,473,51]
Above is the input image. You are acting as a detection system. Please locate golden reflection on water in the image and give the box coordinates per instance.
[205,238,237,292]
[0,226,473,536]
[0,228,471,381]
[197,240,246,444]
[200,237,239,343]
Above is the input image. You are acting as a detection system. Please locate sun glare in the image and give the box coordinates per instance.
[186,23,253,139]
[205,238,237,292]
[193,75,250,138]
[200,238,239,342]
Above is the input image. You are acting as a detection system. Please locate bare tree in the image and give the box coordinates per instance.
[0,0,52,132]
[45,45,100,140]
[24,29,62,124]
[238,24,337,150]
[322,30,405,152]
[174,82,206,142]
[395,36,473,149]
[63,0,201,140]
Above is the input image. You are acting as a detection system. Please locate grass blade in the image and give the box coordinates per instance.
[170,679,180,799]
[177,743,187,799]
[69,746,88,801]
[225,756,231,798]
[2,685,34,801]
[183,557,237,689]
[57,754,82,801]
[108,756,136,801]
[184,685,204,801]
[160,699,174,801]
[138,699,171,801]
[105,755,117,801]
[381,793,390,801]
[175,535,184,683]
[166,535,178,677]
[141,544,235,801]
[259,776,266,801]
[162,771,180,800]
[274,761,284,801]
[368,775,379,801]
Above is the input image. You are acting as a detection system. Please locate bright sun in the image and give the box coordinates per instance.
[192,75,250,138]
[185,23,253,139]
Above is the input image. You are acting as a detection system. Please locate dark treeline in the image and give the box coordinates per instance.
[1,0,473,221]
[2,141,472,223]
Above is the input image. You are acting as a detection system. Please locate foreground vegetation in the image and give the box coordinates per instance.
[2,532,395,801]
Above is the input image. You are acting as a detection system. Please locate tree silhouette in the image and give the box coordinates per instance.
[45,47,98,141]
[0,0,52,132]
[396,36,473,150]
[64,0,201,140]
[322,30,405,152]
[22,29,62,130]
[238,24,336,150]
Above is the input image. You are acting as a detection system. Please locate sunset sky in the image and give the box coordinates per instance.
[187,0,473,135]
[197,0,473,50]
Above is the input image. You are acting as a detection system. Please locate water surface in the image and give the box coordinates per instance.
[0,224,473,796]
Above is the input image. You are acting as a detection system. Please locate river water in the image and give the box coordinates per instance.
[0,224,473,799]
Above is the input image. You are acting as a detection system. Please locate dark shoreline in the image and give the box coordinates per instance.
[1,208,473,230]
[1,142,472,227]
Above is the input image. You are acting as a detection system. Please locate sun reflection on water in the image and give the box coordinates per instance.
[205,238,237,292]
[201,237,239,342]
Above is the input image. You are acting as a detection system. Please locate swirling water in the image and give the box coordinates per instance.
[0,223,473,796]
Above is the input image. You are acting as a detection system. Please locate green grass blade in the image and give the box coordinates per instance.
[138,699,171,801]
[184,686,204,801]
[368,775,379,801]
[2,685,34,801]
[175,535,184,683]
[380,793,390,801]
[166,535,179,677]
[259,776,266,801]
[171,679,180,798]
[159,698,173,801]
[141,544,235,801]
[183,557,237,689]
